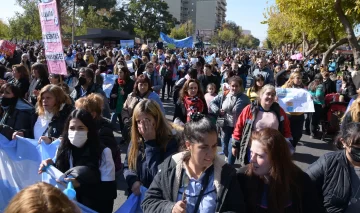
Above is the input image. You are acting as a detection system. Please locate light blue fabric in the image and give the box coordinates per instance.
[15,99,34,111]
[160,32,193,48]
[177,170,217,213]
[148,92,166,113]
[0,134,96,212]
[114,186,147,213]
[101,73,119,98]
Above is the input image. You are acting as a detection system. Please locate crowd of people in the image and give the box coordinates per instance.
[1,42,360,213]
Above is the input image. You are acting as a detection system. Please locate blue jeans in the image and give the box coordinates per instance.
[221,126,234,160]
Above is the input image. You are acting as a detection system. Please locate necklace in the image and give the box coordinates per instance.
[349,185,360,205]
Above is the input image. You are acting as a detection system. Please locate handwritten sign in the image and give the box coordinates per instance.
[276,88,314,112]
[38,1,66,75]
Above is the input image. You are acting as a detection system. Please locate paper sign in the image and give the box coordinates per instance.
[0,40,16,56]
[167,43,176,49]
[38,1,67,75]
[120,40,134,48]
[276,88,315,112]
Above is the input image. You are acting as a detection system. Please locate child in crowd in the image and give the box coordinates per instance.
[205,83,217,112]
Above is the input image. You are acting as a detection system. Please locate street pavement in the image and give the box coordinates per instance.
[111,99,336,212]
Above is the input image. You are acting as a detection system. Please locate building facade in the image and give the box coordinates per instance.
[164,0,227,41]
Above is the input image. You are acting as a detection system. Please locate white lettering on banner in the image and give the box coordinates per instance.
[45,52,64,61]
[40,8,55,21]
[42,32,60,43]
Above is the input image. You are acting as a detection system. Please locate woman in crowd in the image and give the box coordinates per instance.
[74,52,87,69]
[5,182,81,213]
[134,58,145,78]
[28,84,73,143]
[246,74,265,102]
[340,73,357,102]
[0,83,34,140]
[121,74,164,142]
[75,94,121,172]
[307,122,360,212]
[123,99,178,195]
[141,116,246,213]
[20,53,31,76]
[110,66,135,129]
[143,62,163,94]
[210,76,250,163]
[39,109,117,213]
[173,79,208,124]
[305,74,325,138]
[343,96,360,127]
[28,63,50,105]
[8,65,30,98]
[49,73,64,85]
[282,71,306,148]
[238,128,322,213]
[160,56,175,100]
[65,66,78,93]
[231,85,292,165]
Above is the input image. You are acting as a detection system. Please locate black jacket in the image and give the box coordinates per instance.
[70,83,111,119]
[238,165,323,213]
[141,151,246,213]
[110,78,135,109]
[30,78,50,105]
[123,137,178,190]
[322,79,337,96]
[306,150,352,213]
[31,104,74,139]
[0,99,34,140]
[8,77,30,98]
[274,70,288,87]
[197,74,220,93]
[96,117,118,163]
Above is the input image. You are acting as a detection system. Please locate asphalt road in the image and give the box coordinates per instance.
[111,98,336,212]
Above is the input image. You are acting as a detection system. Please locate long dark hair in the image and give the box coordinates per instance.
[252,74,265,92]
[55,109,102,173]
[31,63,49,80]
[247,128,302,213]
[132,74,153,96]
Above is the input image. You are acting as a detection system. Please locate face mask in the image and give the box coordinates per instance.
[78,77,87,85]
[349,147,360,162]
[1,97,17,107]
[68,130,88,148]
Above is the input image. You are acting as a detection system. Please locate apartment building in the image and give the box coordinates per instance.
[164,0,227,40]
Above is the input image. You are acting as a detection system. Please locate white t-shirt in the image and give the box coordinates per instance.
[33,112,54,140]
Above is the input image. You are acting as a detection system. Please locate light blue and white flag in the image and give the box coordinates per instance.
[101,73,118,99]
[0,135,97,212]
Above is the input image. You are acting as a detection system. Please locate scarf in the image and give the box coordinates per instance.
[118,78,126,87]
[183,96,204,122]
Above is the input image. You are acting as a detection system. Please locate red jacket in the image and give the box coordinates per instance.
[232,101,292,165]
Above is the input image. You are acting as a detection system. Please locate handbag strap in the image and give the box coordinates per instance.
[193,165,213,213]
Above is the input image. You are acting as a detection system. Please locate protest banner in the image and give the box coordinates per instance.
[0,134,96,212]
[160,32,193,48]
[120,40,135,48]
[276,88,315,113]
[0,40,16,56]
[38,0,67,75]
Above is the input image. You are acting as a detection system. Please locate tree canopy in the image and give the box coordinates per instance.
[0,20,10,39]
[169,20,194,39]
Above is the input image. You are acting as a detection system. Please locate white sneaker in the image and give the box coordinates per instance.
[224,156,228,162]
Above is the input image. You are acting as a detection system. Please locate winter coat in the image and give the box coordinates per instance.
[123,137,178,190]
[253,67,274,85]
[197,74,220,93]
[110,78,134,110]
[238,165,324,213]
[70,83,111,119]
[0,99,34,140]
[322,80,337,96]
[141,151,247,213]
[306,150,352,213]
[143,71,163,93]
[232,101,292,166]
[31,103,74,139]
[7,77,30,98]
[173,97,208,124]
[210,92,250,127]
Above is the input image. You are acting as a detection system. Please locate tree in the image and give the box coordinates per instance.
[262,38,273,50]
[122,0,177,40]
[238,35,260,49]
[170,20,194,39]
[8,1,41,40]
[218,28,236,48]
[0,20,10,39]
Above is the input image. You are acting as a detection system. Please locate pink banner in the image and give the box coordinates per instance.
[38,0,67,75]
[0,40,16,56]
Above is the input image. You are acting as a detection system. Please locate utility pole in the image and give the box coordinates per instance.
[72,0,75,45]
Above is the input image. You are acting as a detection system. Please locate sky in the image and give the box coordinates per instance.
[226,0,275,43]
[1,0,272,42]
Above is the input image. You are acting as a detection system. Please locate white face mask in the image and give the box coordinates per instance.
[68,130,88,148]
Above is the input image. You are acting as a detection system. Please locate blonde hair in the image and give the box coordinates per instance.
[258,84,276,99]
[5,182,80,213]
[128,99,175,171]
[283,71,303,88]
[348,96,360,122]
[36,84,72,116]
[75,93,104,119]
